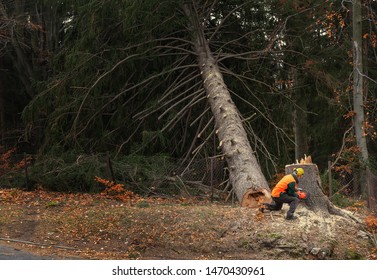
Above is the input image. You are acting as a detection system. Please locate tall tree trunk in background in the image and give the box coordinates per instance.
[183,4,271,207]
[352,0,369,196]
[0,79,4,145]
[291,67,308,161]
[288,0,309,162]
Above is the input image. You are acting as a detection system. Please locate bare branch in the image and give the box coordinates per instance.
[160,89,206,133]
[191,127,215,157]
[115,120,145,157]
[158,84,203,120]
[197,116,214,138]
[72,63,198,138]
[208,1,252,43]
[190,105,211,127]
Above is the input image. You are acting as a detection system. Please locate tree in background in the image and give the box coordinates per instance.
[0,0,65,147]
[23,1,291,161]
[0,0,376,207]
[352,0,369,194]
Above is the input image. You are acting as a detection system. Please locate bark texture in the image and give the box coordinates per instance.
[352,0,370,199]
[352,0,368,163]
[286,163,329,213]
[198,54,271,207]
[183,4,271,207]
[290,68,308,161]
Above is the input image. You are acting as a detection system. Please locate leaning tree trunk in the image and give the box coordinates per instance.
[286,163,361,222]
[183,4,271,207]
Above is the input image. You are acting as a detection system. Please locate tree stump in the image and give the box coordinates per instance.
[239,156,362,224]
[285,163,329,214]
[240,188,272,208]
[285,163,362,222]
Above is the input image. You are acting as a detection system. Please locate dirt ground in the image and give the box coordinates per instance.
[0,188,376,260]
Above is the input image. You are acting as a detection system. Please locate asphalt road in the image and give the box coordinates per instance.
[0,244,51,260]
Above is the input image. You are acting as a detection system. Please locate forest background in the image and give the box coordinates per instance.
[1,0,377,210]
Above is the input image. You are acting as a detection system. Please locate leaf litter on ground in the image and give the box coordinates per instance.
[0,187,376,260]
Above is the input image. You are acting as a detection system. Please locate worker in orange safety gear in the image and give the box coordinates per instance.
[261,167,311,220]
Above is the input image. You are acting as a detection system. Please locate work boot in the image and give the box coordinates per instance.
[259,203,271,213]
[285,213,297,220]
[259,203,267,213]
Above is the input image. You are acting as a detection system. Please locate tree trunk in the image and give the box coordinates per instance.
[352,0,369,195]
[0,80,4,145]
[285,163,329,213]
[183,4,271,207]
[366,169,377,210]
[291,67,309,161]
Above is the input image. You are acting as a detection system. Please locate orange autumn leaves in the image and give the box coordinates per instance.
[0,148,16,172]
[365,215,377,231]
[0,147,32,175]
[94,176,139,201]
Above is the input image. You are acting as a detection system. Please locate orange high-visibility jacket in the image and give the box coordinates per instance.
[271,174,298,198]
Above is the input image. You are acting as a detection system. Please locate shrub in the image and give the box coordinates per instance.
[29,152,105,192]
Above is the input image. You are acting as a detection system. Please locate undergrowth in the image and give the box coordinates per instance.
[0,147,184,195]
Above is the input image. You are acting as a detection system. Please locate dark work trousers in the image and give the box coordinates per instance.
[268,193,300,216]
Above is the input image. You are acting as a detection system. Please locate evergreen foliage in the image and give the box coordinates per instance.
[0,0,376,196]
